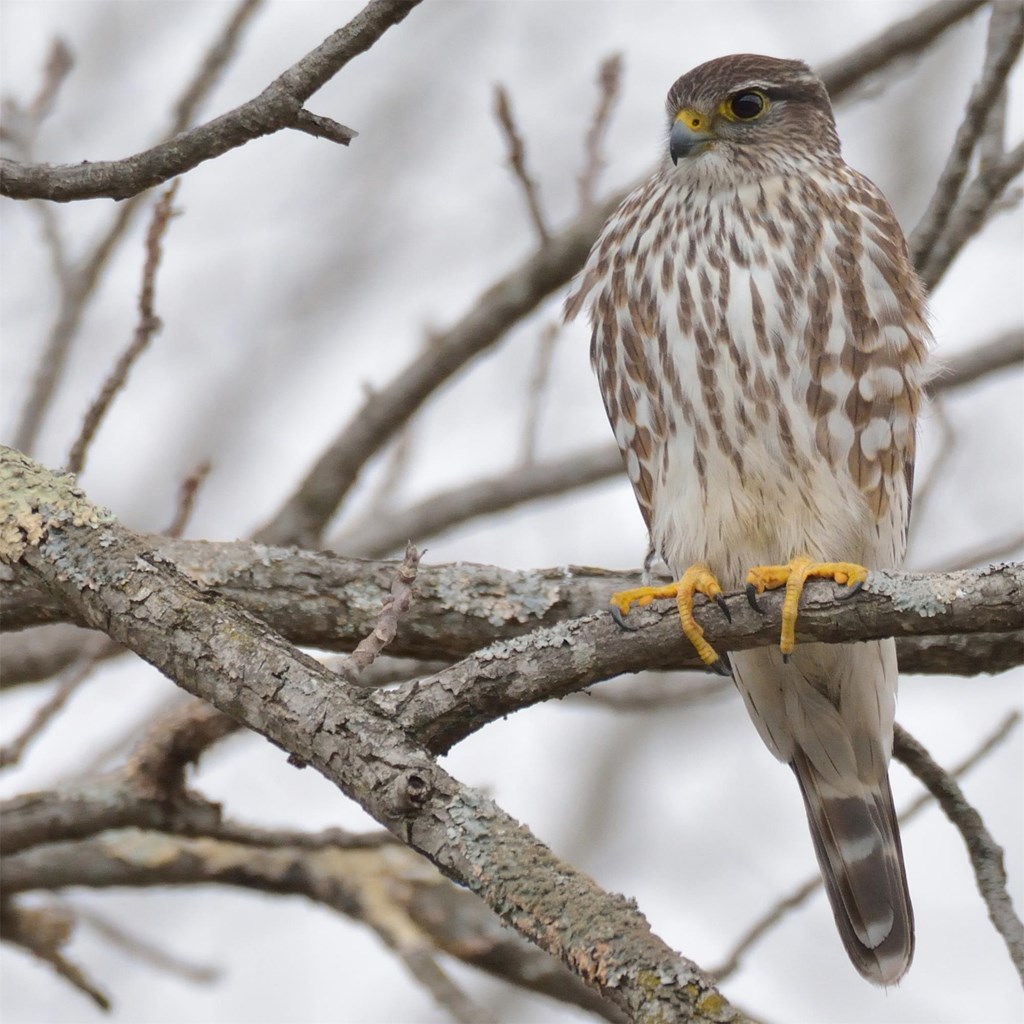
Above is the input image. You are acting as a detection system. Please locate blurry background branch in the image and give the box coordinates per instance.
[8,0,264,455]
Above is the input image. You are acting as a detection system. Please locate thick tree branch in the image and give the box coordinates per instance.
[0,0,420,202]
[3,531,1020,681]
[0,448,741,1023]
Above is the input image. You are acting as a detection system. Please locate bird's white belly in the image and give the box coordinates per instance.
[650,362,872,590]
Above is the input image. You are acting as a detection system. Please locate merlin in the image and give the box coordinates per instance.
[566,54,929,985]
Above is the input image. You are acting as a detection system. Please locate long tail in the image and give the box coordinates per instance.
[792,750,914,985]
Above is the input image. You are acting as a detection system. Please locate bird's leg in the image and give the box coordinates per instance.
[745,556,868,657]
[609,563,732,676]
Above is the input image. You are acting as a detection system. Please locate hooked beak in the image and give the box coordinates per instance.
[670,111,713,163]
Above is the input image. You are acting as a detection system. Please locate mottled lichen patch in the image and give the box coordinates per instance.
[866,567,965,616]
[432,563,565,626]
[0,446,114,563]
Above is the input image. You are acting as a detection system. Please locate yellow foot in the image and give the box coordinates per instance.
[745,556,868,658]
[609,564,732,677]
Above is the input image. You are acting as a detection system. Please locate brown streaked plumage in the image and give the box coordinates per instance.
[566,54,929,985]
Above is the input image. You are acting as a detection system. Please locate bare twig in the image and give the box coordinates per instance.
[910,2,1023,272]
[930,329,1024,393]
[493,84,549,245]
[164,460,213,538]
[918,142,1024,291]
[11,0,264,455]
[0,0,420,202]
[172,0,264,128]
[62,900,220,983]
[711,711,1022,982]
[817,0,989,98]
[4,833,620,1021]
[394,946,499,1024]
[578,53,623,212]
[0,634,113,769]
[519,321,560,465]
[332,443,624,557]
[337,543,421,682]
[1,902,110,1010]
[254,189,629,548]
[894,722,1024,983]
[65,183,180,475]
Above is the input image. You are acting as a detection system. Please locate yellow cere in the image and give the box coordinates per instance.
[674,107,709,132]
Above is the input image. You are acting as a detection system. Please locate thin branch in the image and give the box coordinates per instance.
[332,442,622,557]
[394,946,499,1024]
[66,182,180,475]
[519,322,560,465]
[930,328,1024,393]
[918,141,1024,291]
[337,543,421,682]
[1,902,110,1010]
[61,900,220,984]
[0,634,112,769]
[816,1,989,99]
[710,711,1022,982]
[171,0,264,128]
[0,0,421,202]
[578,54,623,212]
[11,0,264,455]
[3,832,622,1022]
[910,2,1024,272]
[254,189,629,548]
[493,84,549,245]
[893,722,1024,983]
[164,459,213,538]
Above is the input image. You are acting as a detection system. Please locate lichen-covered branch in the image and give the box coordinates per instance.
[3,531,1020,682]
[0,447,742,1023]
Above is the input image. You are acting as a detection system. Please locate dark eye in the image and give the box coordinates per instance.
[729,91,766,120]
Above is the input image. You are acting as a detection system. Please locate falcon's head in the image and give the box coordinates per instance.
[664,54,841,174]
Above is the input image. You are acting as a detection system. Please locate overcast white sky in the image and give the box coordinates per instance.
[1,3,1022,1023]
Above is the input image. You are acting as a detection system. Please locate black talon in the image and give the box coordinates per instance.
[710,655,733,678]
[746,583,763,613]
[837,579,864,601]
[609,605,639,631]
[782,653,790,664]
[715,593,732,623]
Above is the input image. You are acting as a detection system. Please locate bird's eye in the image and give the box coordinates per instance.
[728,90,767,120]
